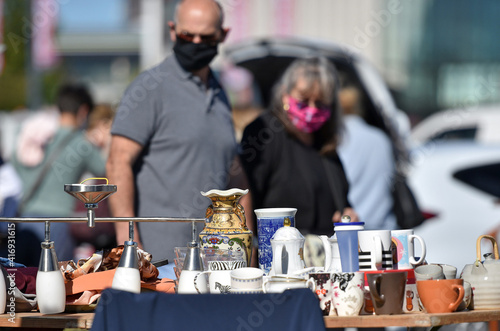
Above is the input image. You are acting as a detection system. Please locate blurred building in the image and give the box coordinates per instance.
[218,0,500,118]
[2,0,500,119]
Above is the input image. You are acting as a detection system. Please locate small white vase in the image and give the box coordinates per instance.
[36,270,66,314]
[112,267,141,294]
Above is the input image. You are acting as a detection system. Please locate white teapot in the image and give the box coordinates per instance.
[269,218,305,275]
[320,234,342,272]
[460,235,500,310]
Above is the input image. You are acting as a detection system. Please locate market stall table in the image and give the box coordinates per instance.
[0,310,500,330]
[1,217,500,330]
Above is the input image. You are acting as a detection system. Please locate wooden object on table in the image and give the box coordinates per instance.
[323,310,500,329]
[0,310,499,330]
[0,312,93,329]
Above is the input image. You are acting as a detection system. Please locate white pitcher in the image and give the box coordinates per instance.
[269,218,305,275]
[320,234,342,272]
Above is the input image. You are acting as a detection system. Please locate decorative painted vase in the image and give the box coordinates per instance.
[199,188,253,265]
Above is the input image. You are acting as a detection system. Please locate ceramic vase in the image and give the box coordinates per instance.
[199,189,253,265]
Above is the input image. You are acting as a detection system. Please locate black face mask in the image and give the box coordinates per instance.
[173,40,219,72]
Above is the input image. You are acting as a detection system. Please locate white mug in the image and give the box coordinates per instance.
[391,229,426,269]
[230,267,264,290]
[414,264,445,281]
[439,264,457,279]
[178,270,207,294]
[358,230,393,270]
[194,270,232,294]
[208,260,246,271]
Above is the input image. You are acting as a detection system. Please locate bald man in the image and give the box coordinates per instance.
[107,0,236,269]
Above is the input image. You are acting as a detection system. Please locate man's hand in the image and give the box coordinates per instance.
[332,207,359,223]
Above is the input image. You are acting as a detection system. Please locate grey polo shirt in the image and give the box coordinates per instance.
[111,54,237,262]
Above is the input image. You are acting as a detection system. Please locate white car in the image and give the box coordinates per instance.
[408,141,500,272]
[410,104,500,146]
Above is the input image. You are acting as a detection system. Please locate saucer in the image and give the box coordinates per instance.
[229,288,263,294]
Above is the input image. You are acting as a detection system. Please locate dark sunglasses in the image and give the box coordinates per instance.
[174,27,224,46]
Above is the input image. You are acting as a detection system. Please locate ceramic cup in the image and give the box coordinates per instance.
[230,267,264,290]
[208,260,246,271]
[262,276,316,293]
[229,288,263,294]
[194,270,232,294]
[254,208,297,275]
[309,272,334,316]
[391,229,426,269]
[331,272,365,316]
[457,280,472,311]
[367,271,407,315]
[358,230,394,271]
[178,270,207,294]
[200,248,246,271]
[334,222,365,272]
[414,264,445,281]
[417,278,465,313]
[438,264,457,279]
[362,269,421,314]
[291,267,317,279]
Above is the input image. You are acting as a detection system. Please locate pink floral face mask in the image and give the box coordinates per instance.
[285,96,331,133]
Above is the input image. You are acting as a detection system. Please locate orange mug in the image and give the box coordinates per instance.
[416,278,464,313]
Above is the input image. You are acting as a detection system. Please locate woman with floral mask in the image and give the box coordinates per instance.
[239,57,358,238]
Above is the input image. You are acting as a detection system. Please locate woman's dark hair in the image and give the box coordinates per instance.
[269,56,342,155]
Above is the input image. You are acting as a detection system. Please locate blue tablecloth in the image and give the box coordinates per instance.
[91,288,325,331]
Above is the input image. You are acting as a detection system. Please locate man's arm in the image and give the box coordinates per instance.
[106,135,143,246]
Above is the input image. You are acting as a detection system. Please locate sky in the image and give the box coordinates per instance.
[58,0,127,32]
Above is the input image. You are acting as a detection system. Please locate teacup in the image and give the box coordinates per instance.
[208,260,246,271]
[414,264,445,281]
[438,264,457,279]
[417,278,464,313]
[291,267,317,279]
[262,276,316,293]
[362,269,420,314]
[194,270,232,294]
[309,272,334,316]
[367,271,407,315]
[457,280,472,311]
[391,229,426,269]
[178,270,207,294]
[358,230,394,271]
[331,272,364,316]
[229,288,263,294]
[230,267,264,290]
[201,248,246,271]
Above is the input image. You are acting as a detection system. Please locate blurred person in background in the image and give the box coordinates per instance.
[336,83,397,230]
[86,104,115,157]
[107,0,236,275]
[12,84,106,266]
[72,104,117,261]
[0,151,23,258]
[240,57,358,240]
[219,64,263,142]
[0,154,22,218]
